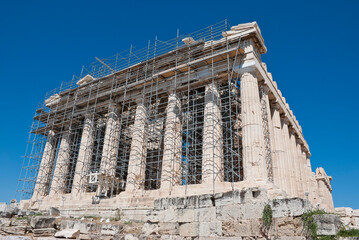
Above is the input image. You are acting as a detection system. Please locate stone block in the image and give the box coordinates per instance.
[30,216,56,229]
[195,207,216,222]
[242,201,266,219]
[199,221,222,237]
[341,217,352,226]
[270,198,309,218]
[55,229,80,239]
[73,221,100,234]
[60,220,75,230]
[161,208,177,222]
[352,210,359,217]
[351,217,359,229]
[275,217,295,236]
[141,223,158,236]
[158,222,179,235]
[0,204,18,218]
[335,207,353,217]
[0,237,32,240]
[0,226,26,235]
[179,222,199,237]
[313,214,341,236]
[176,208,195,223]
[11,219,28,226]
[249,219,261,237]
[101,224,123,235]
[0,217,11,227]
[124,234,139,240]
[33,228,57,237]
[48,207,60,216]
[222,220,250,237]
[216,204,242,221]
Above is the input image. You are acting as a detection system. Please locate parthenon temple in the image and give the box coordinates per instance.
[18,21,334,214]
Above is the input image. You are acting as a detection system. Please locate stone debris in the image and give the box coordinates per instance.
[54,229,80,239]
[30,216,56,229]
[48,207,60,217]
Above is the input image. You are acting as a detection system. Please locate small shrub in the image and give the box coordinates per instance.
[124,221,132,225]
[301,210,327,239]
[262,204,273,230]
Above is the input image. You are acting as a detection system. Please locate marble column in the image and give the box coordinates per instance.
[260,85,275,181]
[281,118,296,197]
[125,100,147,193]
[100,104,120,177]
[160,93,182,192]
[33,130,57,198]
[202,82,223,184]
[49,129,72,196]
[71,114,95,196]
[296,140,307,198]
[270,103,286,191]
[288,129,303,197]
[240,71,267,181]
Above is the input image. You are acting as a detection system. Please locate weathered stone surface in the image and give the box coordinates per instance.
[73,221,100,234]
[195,207,216,222]
[199,221,222,237]
[313,214,341,236]
[101,224,122,235]
[142,223,158,236]
[124,234,139,240]
[158,222,179,235]
[0,237,32,240]
[222,220,250,237]
[270,198,310,217]
[0,217,11,227]
[216,204,242,221]
[33,228,57,237]
[179,222,199,237]
[48,207,60,216]
[54,229,80,239]
[176,208,195,223]
[352,209,359,217]
[11,219,28,226]
[30,216,56,229]
[241,201,266,219]
[0,226,26,235]
[335,207,353,217]
[0,204,18,218]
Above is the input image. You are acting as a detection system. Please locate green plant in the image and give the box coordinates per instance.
[124,221,132,225]
[337,228,359,238]
[301,210,326,239]
[262,204,273,230]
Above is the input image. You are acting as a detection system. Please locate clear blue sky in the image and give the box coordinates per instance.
[0,0,358,208]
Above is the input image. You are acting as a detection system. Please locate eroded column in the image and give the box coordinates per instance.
[202,82,223,184]
[100,104,120,177]
[71,114,95,196]
[281,118,296,196]
[270,103,286,191]
[296,140,307,198]
[240,71,267,181]
[49,129,72,196]
[33,130,57,199]
[125,101,147,193]
[289,129,302,197]
[161,93,182,192]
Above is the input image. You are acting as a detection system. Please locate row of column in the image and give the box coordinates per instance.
[33,68,312,199]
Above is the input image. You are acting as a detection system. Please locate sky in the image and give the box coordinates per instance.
[0,0,358,208]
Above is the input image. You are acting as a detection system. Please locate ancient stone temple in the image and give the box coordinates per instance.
[18,21,334,216]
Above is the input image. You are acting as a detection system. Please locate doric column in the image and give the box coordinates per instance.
[71,114,95,196]
[125,100,147,193]
[260,84,275,182]
[281,118,296,196]
[296,140,307,198]
[288,129,302,197]
[49,129,72,196]
[100,103,120,177]
[270,103,286,191]
[240,71,267,181]
[33,130,57,199]
[160,93,182,192]
[202,82,223,184]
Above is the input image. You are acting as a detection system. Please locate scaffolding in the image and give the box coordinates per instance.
[17,20,273,201]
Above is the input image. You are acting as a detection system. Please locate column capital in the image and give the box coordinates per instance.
[271,102,281,111]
